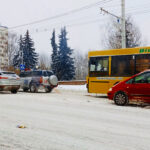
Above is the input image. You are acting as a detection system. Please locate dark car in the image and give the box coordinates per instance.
[20,70,58,93]
[107,70,150,106]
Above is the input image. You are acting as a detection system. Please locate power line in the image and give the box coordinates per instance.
[8,0,150,35]
[15,8,150,35]
[9,0,113,30]
[28,17,108,35]
[100,1,150,16]
[13,15,109,35]
[12,8,150,36]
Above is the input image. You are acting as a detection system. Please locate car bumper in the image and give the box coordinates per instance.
[38,84,58,90]
[0,80,21,86]
[107,91,114,100]
[0,85,20,91]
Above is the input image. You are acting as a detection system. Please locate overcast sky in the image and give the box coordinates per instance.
[0,0,150,55]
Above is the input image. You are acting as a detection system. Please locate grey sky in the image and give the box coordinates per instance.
[0,0,150,55]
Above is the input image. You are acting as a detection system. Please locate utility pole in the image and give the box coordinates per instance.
[100,0,126,49]
[121,0,126,48]
[100,8,121,20]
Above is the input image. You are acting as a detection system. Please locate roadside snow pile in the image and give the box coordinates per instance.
[57,84,87,92]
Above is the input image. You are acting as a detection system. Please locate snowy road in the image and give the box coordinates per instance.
[0,86,150,150]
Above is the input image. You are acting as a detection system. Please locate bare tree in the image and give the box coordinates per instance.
[39,53,50,70]
[8,32,19,66]
[74,51,88,80]
[103,16,142,49]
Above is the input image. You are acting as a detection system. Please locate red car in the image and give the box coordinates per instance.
[107,70,150,106]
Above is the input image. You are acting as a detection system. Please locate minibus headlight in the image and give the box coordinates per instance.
[108,88,112,92]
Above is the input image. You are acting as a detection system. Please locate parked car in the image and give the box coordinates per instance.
[20,70,58,93]
[0,71,20,93]
[107,70,150,106]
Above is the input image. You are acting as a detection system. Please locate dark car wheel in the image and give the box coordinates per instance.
[114,91,128,106]
[45,87,52,93]
[11,89,18,94]
[23,88,29,92]
[30,83,38,93]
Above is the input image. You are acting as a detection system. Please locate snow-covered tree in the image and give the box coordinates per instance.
[51,29,58,75]
[57,27,75,80]
[13,30,38,69]
[22,30,38,69]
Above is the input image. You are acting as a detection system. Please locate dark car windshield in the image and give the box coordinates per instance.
[20,71,32,77]
[32,71,42,76]
[20,70,54,77]
[46,71,53,76]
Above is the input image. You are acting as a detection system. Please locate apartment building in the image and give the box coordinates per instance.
[0,26,8,70]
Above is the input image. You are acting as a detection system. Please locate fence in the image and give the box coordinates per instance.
[58,80,86,85]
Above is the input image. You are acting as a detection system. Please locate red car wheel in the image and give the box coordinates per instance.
[114,91,129,106]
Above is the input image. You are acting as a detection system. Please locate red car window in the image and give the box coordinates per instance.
[134,72,150,84]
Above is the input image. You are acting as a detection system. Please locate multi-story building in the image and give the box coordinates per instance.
[0,26,8,70]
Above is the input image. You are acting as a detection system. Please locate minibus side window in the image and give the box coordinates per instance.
[111,55,134,77]
[89,57,109,77]
[135,54,150,73]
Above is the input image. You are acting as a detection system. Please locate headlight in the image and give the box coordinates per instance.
[108,88,112,92]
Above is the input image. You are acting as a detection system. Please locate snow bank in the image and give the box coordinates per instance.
[57,84,87,92]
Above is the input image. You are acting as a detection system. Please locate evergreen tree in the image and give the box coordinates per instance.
[23,30,38,69]
[57,27,75,80]
[13,35,23,68]
[51,29,58,75]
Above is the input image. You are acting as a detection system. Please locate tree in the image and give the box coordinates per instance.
[8,32,19,66]
[74,51,88,80]
[23,30,38,69]
[57,27,75,80]
[13,30,38,69]
[39,53,50,70]
[51,29,58,75]
[13,35,23,68]
[103,17,142,49]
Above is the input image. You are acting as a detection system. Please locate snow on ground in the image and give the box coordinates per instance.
[0,87,150,150]
[57,84,87,92]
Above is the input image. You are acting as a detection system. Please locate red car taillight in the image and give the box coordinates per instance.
[39,77,43,83]
[0,76,8,79]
